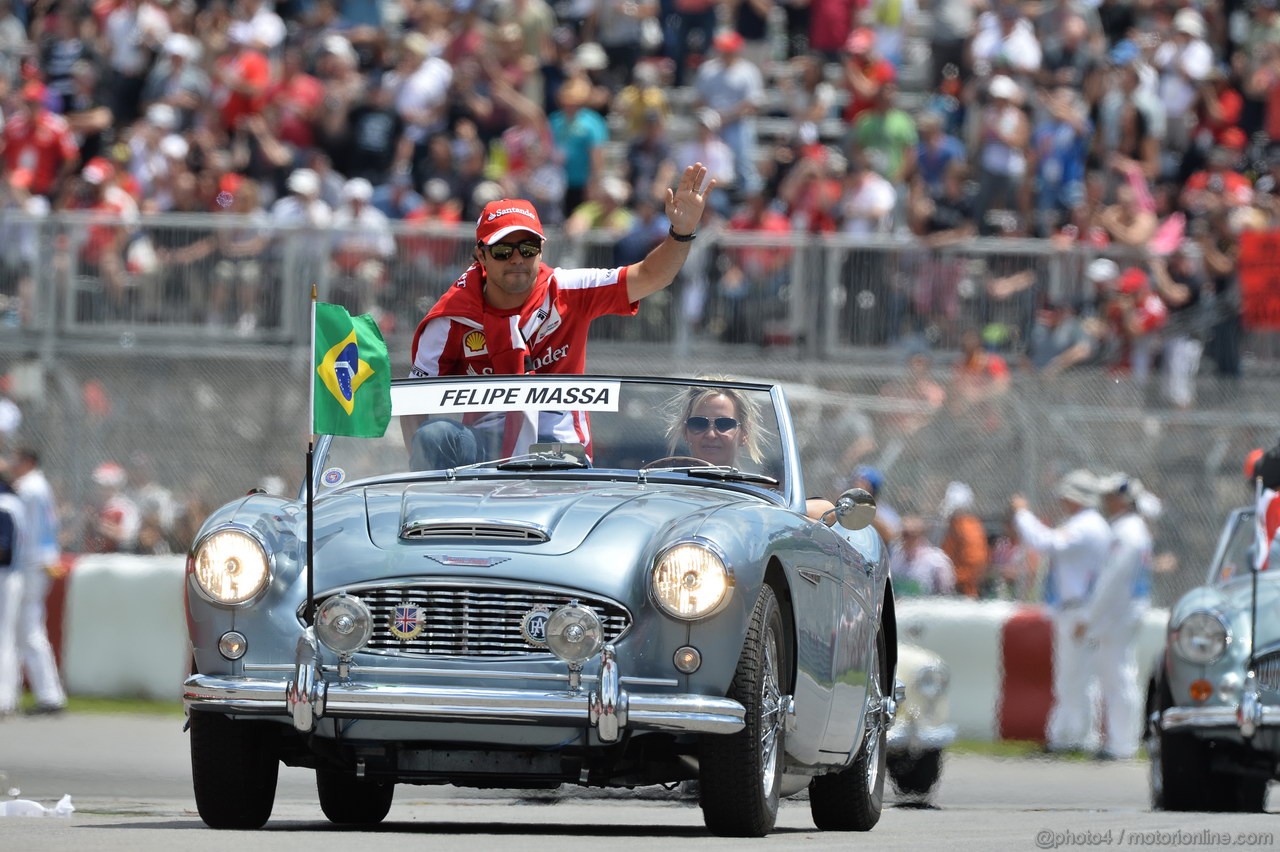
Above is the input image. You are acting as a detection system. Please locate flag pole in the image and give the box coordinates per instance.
[305,285,317,625]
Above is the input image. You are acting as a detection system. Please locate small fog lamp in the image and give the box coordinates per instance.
[315,594,373,656]
[673,646,702,674]
[545,602,605,665]
[218,631,248,660]
[1189,678,1213,703]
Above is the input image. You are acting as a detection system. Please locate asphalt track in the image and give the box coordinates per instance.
[0,713,1275,851]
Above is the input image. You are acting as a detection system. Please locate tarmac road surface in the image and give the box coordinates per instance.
[0,713,1275,852]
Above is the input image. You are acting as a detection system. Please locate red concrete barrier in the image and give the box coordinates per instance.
[998,606,1054,743]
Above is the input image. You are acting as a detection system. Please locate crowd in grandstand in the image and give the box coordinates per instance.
[0,0,1274,378]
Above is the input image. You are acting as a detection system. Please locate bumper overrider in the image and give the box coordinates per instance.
[185,630,750,744]
[1156,673,1280,738]
[887,718,957,754]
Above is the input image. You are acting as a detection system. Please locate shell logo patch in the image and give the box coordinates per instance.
[389,603,426,640]
[463,330,488,356]
[520,605,550,648]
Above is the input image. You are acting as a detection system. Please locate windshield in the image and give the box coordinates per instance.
[316,375,792,498]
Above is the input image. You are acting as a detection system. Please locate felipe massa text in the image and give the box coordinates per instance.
[438,386,614,407]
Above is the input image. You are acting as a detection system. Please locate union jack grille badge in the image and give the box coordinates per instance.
[389,603,426,640]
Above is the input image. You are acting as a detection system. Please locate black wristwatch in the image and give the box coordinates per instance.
[668,226,696,242]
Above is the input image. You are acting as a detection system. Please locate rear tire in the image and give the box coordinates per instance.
[316,768,395,824]
[809,628,888,830]
[189,711,279,829]
[699,585,788,838]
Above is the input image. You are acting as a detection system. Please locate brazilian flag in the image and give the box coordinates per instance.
[313,303,391,438]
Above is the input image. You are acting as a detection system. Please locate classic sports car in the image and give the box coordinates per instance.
[183,374,900,837]
[1146,506,1279,811]
[887,643,954,797]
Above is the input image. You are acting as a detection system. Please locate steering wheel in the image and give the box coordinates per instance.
[641,455,714,470]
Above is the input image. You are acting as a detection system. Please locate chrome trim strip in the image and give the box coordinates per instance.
[184,673,745,736]
[1159,705,1280,730]
[400,518,550,542]
[241,663,679,687]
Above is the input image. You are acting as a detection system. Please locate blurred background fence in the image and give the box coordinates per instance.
[1,213,1277,608]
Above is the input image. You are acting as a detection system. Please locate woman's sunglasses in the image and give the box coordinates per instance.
[686,416,740,434]
[486,240,542,261]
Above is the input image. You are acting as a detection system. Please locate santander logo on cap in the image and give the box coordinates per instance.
[476,198,545,245]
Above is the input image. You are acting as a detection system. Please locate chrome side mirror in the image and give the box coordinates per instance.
[833,487,877,531]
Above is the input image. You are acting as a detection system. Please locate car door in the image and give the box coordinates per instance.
[818,524,878,757]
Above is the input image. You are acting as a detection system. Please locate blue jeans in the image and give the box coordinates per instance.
[410,421,490,471]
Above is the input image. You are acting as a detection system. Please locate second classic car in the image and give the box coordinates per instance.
[1147,506,1280,811]
[887,643,955,796]
[183,374,900,836]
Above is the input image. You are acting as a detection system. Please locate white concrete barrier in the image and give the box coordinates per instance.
[61,554,187,701]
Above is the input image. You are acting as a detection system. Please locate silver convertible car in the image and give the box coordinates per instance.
[1146,506,1279,811]
[183,374,900,837]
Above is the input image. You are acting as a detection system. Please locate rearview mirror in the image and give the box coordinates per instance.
[834,487,877,532]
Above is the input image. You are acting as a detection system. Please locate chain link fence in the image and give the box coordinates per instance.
[1,214,1276,608]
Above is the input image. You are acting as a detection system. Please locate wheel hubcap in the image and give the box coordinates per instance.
[760,627,783,796]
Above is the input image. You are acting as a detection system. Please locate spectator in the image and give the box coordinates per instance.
[549,76,608,214]
[1031,87,1091,237]
[38,6,93,109]
[1083,473,1157,761]
[594,0,659,90]
[1181,131,1253,215]
[624,108,677,206]
[213,21,273,135]
[950,328,1011,429]
[267,45,324,151]
[889,515,956,597]
[0,169,51,326]
[1102,266,1167,386]
[212,175,270,334]
[879,349,946,441]
[84,461,140,554]
[1149,251,1206,409]
[334,82,408,187]
[847,81,918,187]
[970,2,1042,76]
[330,177,395,314]
[989,516,1040,602]
[0,461,25,718]
[779,52,837,131]
[667,0,719,87]
[564,175,635,243]
[1011,469,1112,754]
[717,190,792,344]
[2,81,79,200]
[939,480,990,598]
[102,0,171,127]
[1197,209,1243,378]
[63,58,113,168]
[912,111,966,198]
[1096,169,1156,248]
[613,193,669,267]
[850,464,902,547]
[694,29,764,197]
[270,167,332,307]
[1026,298,1099,378]
[973,75,1029,236]
[1154,8,1213,150]
[151,171,217,324]
[372,173,425,221]
[837,150,895,235]
[613,60,670,138]
[1039,13,1095,90]
[675,109,736,213]
[141,34,210,130]
[69,158,137,317]
[839,28,895,126]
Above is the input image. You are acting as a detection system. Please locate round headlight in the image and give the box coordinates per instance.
[1172,611,1230,664]
[315,594,373,656]
[545,602,605,665]
[914,664,949,701]
[651,542,732,620]
[192,529,270,605]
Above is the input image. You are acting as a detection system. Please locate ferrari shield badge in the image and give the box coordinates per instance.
[389,603,426,640]
[520,605,550,648]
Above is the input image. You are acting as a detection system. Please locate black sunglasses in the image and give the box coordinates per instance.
[486,240,542,261]
[686,416,740,434]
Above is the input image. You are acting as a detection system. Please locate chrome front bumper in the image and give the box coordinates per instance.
[185,633,748,744]
[887,719,957,754]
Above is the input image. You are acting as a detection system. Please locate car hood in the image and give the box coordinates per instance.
[354,478,759,556]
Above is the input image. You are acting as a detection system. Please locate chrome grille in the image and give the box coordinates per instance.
[1256,650,1280,691]
[354,584,630,658]
[400,521,548,542]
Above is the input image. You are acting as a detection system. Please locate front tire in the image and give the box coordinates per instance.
[699,584,788,838]
[809,628,888,831]
[1148,676,1206,812]
[189,711,279,829]
[888,749,942,796]
[316,768,395,824]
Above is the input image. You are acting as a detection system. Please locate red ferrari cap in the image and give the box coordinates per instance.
[475,199,545,245]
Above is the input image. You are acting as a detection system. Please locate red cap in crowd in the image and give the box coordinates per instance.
[1118,267,1149,295]
[1218,127,1248,151]
[844,28,875,55]
[22,80,46,102]
[220,172,245,196]
[82,157,115,186]
[475,199,545,245]
[713,30,744,53]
